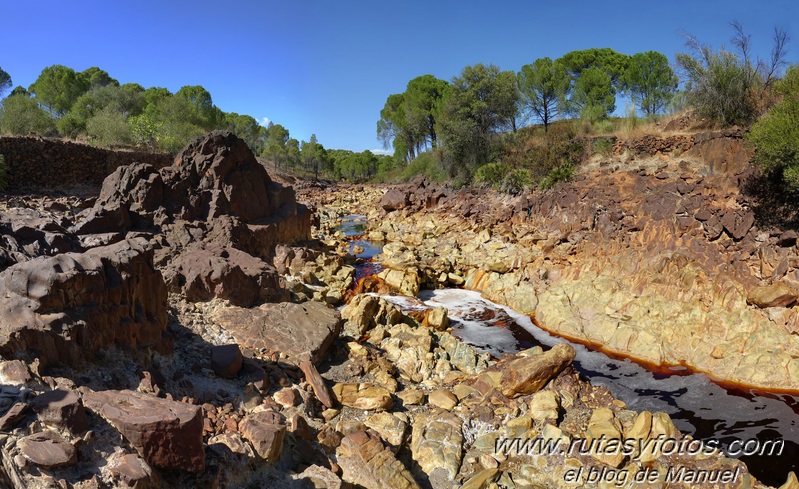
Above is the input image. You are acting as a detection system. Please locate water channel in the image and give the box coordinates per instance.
[338,215,799,486]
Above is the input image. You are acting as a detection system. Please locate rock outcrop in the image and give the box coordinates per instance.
[0,238,168,368]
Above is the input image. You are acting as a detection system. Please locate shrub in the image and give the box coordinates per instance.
[591,137,615,157]
[539,161,575,189]
[474,162,508,188]
[86,106,133,147]
[0,94,56,136]
[500,168,533,194]
[747,66,799,191]
[400,150,447,183]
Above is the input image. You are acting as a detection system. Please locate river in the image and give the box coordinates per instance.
[338,215,799,486]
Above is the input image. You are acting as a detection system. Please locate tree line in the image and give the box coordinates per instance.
[377,24,792,188]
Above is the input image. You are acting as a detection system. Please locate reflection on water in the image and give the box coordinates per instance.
[382,288,798,486]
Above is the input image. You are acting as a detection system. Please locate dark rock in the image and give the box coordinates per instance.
[83,389,205,472]
[163,243,288,306]
[210,301,341,365]
[0,238,169,368]
[300,360,334,408]
[0,402,28,430]
[242,358,270,392]
[380,189,409,212]
[31,388,88,434]
[17,430,76,468]
[211,344,243,379]
[778,230,798,247]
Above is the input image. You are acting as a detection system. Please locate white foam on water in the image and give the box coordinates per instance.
[409,289,799,449]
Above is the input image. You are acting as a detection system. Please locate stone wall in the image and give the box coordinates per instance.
[0,136,172,190]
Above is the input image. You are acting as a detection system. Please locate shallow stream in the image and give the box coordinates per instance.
[338,215,799,486]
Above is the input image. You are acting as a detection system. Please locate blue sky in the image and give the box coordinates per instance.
[1,1,797,153]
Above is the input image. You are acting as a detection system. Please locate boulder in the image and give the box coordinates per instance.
[211,344,243,378]
[163,243,288,306]
[110,454,161,489]
[83,389,204,472]
[747,282,797,308]
[0,238,168,368]
[239,411,286,463]
[380,189,409,212]
[336,431,419,489]
[472,344,575,398]
[332,383,393,411]
[210,301,341,365]
[31,388,88,434]
[0,208,81,271]
[411,410,463,480]
[17,430,76,468]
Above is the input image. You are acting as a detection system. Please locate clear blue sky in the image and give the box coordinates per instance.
[1,0,797,153]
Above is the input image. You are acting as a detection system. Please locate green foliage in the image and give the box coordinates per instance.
[0,94,56,135]
[86,106,133,147]
[623,51,678,116]
[29,65,90,115]
[559,48,631,91]
[570,67,615,120]
[9,86,29,97]
[539,162,575,189]
[474,162,508,188]
[81,67,119,88]
[128,114,159,149]
[0,67,11,98]
[748,66,799,191]
[676,47,756,126]
[58,85,146,138]
[377,75,450,162]
[223,112,264,153]
[591,137,615,157]
[400,150,447,183]
[517,57,570,132]
[439,64,520,179]
[500,168,533,194]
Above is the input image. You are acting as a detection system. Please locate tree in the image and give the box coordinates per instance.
[0,68,11,98]
[517,57,570,131]
[569,66,615,120]
[9,86,29,97]
[262,122,291,169]
[377,93,419,161]
[404,75,450,149]
[623,51,678,116]
[559,48,630,90]
[0,94,56,135]
[58,85,145,137]
[223,112,263,153]
[28,65,90,115]
[676,23,789,126]
[81,67,119,88]
[747,65,799,190]
[438,64,520,178]
[176,85,221,129]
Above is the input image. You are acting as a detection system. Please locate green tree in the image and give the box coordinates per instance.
[675,24,788,126]
[86,106,133,146]
[377,93,420,161]
[28,65,90,115]
[58,85,145,137]
[517,57,570,131]
[9,86,29,97]
[438,63,520,179]
[223,112,264,153]
[0,67,11,98]
[623,51,678,116]
[404,75,450,149]
[748,65,799,190]
[81,67,119,88]
[0,94,57,135]
[559,48,631,90]
[176,85,221,129]
[262,122,291,169]
[570,66,616,120]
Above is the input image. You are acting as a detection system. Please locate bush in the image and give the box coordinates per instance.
[747,66,799,191]
[0,94,56,136]
[591,137,615,157]
[539,161,575,189]
[500,168,533,194]
[86,106,133,147]
[400,150,447,183]
[474,162,508,188]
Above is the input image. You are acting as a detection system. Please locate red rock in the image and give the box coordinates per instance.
[110,454,161,488]
[31,388,88,434]
[239,411,286,463]
[211,344,243,379]
[83,389,204,472]
[300,360,334,408]
[17,430,76,468]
